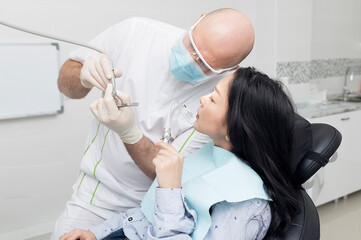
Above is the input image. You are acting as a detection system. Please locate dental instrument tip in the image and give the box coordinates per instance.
[117,102,139,108]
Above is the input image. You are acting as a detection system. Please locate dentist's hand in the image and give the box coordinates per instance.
[153,142,184,189]
[80,53,122,91]
[90,84,142,144]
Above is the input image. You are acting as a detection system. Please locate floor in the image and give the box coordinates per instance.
[318,190,361,240]
[28,190,361,240]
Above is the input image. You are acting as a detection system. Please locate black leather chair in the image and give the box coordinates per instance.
[283,114,342,239]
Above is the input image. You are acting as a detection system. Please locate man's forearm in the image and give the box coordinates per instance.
[58,59,91,99]
[124,135,158,180]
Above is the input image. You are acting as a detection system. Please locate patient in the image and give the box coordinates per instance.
[60,67,300,240]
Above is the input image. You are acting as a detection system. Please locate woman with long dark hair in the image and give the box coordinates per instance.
[227,68,300,238]
[61,67,299,240]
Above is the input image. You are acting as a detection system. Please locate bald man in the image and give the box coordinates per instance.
[52,8,254,240]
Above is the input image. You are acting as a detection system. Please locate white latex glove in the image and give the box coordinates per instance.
[153,142,184,189]
[90,83,142,144]
[80,53,122,91]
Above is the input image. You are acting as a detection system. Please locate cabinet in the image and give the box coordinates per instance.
[307,110,361,206]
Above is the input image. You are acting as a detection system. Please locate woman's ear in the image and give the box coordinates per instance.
[225,135,230,141]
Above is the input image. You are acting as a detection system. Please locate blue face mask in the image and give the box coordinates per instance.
[169,39,208,82]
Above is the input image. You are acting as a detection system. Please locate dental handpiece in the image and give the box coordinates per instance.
[117,103,139,108]
[108,59,139,108]
[161,102,175,144]
[109,60,117,98]
[161,127,171,144]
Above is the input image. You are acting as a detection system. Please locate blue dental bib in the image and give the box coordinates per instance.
[141,142,271,239]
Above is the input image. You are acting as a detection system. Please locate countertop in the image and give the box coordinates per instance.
[297,100,361,119]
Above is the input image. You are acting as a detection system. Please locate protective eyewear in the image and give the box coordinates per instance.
[188,14,241,75]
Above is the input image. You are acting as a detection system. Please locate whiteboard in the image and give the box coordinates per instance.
[0,43,63,120]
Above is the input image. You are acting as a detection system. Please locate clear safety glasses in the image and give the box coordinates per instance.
[188,14,241,75]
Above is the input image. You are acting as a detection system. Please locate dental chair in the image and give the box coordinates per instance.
[283,114,342,240]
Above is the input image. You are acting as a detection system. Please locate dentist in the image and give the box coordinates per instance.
[52,8,255,240]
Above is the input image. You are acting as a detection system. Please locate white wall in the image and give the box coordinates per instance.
[311,0,361,59]
[0,0,278,239]
[276,0,313,62]
[275,0,361,96]
[276,0,361,62]
[311,0,361,95]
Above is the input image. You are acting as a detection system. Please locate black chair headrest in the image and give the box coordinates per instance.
[290,114,313,175]
[290,114,342,185]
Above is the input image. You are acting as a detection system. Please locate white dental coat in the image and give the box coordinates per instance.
[57,17,225,231]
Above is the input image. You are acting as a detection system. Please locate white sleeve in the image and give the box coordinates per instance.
[144,188,196,240]
[69,17,137,63]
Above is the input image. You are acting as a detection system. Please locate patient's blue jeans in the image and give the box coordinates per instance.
[102,229,128,240]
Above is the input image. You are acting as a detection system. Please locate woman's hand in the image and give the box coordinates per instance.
[153,142,184,188]
[59,229,96,240]
[90,83,142,144]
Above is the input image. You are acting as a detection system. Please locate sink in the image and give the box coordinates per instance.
[331,94,361,103]
[347,96,361,102]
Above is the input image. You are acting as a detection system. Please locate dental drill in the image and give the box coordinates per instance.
[161,103,172,144]
[161,100,183,144]
[0,20,137,108]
